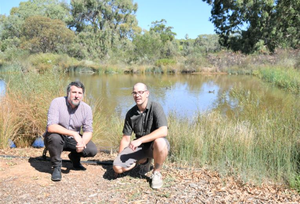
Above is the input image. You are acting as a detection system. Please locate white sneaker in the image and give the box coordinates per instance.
[151,171,163,189]
[139,158,153,175]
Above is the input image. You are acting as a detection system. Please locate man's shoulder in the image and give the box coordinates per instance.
[79,101,92,110]
[51,96,66,103]
[148,101,163,109]
[127,104,138,113]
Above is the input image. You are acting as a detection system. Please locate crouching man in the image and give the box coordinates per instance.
[113,82,170,189]
[44,81,97,181]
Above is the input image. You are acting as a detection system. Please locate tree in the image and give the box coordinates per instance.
[194,34,221,53]
[0,0,71,52]
[148,19,177,58]
[202,0,300,53]
[132,31,163,63]
[69,0,140,59]
[149,19,176,43]
[21,16,75,53]
[11,0,71,23]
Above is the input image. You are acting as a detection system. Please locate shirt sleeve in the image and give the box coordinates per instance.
[122,112,133,136]
[153,103,168,128]
[82,105,93,133]
[47,98,60,127]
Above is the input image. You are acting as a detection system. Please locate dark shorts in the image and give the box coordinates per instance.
[113,137,170,168]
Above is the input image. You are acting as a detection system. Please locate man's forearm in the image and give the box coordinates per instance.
[119,136,130,153]
[82,132,93,145]
[47,124,76,136]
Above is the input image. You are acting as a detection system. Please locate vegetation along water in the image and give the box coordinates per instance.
[0,0,300,193]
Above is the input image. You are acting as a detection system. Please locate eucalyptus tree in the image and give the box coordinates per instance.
[194,34,221,53]
[69,0,140,59]
[149,19,177,44]
[132,31,163,63]
[202,0,300,53]
[0,0,71,52]
[21,16,75,53]
[148,19,177,58]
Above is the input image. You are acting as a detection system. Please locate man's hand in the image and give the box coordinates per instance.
[76,142,86,152]
[129,139,142,151]
[72,132,85,152]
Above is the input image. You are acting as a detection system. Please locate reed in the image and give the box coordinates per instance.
[1,66,300,190]
[168,87,300,188]
[0,69,65,147]
[257,66,300,94]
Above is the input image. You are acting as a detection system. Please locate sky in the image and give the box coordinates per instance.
[0,0,216,39]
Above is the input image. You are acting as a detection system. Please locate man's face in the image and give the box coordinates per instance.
[67,86,83,108]
[132,84,149,106]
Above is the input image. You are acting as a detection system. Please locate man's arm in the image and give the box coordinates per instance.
[81,132,92,145]
[47,124,82,142]
[129,126,168,150]
[118,135,131,154]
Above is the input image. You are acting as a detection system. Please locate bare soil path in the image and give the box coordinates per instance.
[0,148,300,204]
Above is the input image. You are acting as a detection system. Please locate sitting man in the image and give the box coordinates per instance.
[113,82,170,189]
[44,81,97,181]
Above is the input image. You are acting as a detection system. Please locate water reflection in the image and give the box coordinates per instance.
[0,80,5,96]
[0,73,292,119]
[66,73,291,119]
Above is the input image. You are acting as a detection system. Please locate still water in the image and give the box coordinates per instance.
[0,73,293,119]
[65,73,293,119]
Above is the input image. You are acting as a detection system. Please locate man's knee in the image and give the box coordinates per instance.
[113,164,123,174]
[153,138,169,152]
[84,142,98,157]
[45,133,63,147]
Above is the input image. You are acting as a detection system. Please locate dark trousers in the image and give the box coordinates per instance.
[44,132,97,167]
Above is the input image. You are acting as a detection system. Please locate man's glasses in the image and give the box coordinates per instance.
[132,90,147,96]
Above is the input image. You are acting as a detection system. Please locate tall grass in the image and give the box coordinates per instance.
[255,66,300,94]
[168,86,300,188]
[1,65,300,190]
[0,66,121,150]
[0,68,65,147]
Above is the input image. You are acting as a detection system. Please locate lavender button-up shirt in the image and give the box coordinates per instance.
[47,97,93,133]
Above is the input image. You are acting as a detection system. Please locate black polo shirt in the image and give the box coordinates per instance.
[122,101,168,143]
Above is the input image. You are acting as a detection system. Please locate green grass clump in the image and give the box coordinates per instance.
[257,66,300,94]
[168,86,300,189]
[155,59,176,67]
[0,68,65,147]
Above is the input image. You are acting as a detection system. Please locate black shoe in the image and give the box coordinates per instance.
[68,153,86,171]
[51,167,61,181]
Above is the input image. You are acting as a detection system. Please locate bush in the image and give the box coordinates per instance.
[155,59,176,67]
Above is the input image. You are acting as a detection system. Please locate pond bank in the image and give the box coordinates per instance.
[0,148,300,203]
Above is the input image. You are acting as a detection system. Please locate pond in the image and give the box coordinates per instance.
[0,73,294,120]
[65,73,293,119]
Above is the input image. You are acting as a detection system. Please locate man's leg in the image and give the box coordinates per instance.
[152,138,169,172]
[150,137,169,189]
[113,146,146,174]
[44,133,64,181]
[65,137,97,170]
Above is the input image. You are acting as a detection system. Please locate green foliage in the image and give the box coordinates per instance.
[178,34,221,57]
[257,66,300,94]
[132,31,163,63]
[0,0,71,50]
[69,0,140,60]
[11,0,71,22]
[155,59,176,67]
[168,86,300,186]
[150,19,177,43]
[203,0,300,53]
[21,16,75,54]
[193,34,221,53]
[0,68,65,147]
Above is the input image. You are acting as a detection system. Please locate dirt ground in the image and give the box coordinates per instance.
[0,148,300,204]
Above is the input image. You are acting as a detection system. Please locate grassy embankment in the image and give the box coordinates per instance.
[1,49,300,191]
